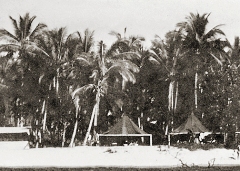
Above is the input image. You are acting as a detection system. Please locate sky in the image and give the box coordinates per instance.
[0,0,240,49]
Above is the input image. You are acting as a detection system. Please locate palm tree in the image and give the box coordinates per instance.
[64,29,95,147]
[72,40,140,146]
[146,32,184,136]
[222,37,240,139]
[32,27,68,147]
[72,29,94,54]
[36,27,94,147]
[0,13,47,126]
[0,13,48,58]
[109,28,145,53]
[176,12,230,111]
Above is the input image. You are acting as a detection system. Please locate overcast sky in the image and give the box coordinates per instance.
[0,0,240,49]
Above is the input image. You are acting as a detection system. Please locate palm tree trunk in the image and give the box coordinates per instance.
[56,68,60,96]
[166,80,175,147]
[83,90,100,146]
[174,81,178,114]
[138,117,141,128]
[166,81,174,135]
[69,106,81,147]
[53,76,56,88]
[62,122,69,147]
[168,81,174,112]
[94,92,100,126]
[42,100,47,131]
[69,120,78,147]
[195,72,198,109]
[140,112,144,143]
[83,103,97,146]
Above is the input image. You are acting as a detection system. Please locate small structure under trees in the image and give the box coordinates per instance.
[169,112,210,146]
[0,127,30,149]
[99,115,152,146]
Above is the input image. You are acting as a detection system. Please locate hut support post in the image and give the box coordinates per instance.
[149,134,152,146]
[168,134,170,148]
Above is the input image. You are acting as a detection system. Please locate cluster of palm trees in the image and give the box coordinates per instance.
[0,12,239,147]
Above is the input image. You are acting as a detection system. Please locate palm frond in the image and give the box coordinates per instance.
[65,32,79,43]
[176,21,187,29]
[109,31,121,40]
[21,13,32,39]
[118,68,136,83]
[71,84,95,99]
[0,29,18,41]
[30,23,47,39]
[74,31,83,44]
[19,15,25,39]
[0,35,19,45]
[209,53,223,65]
[73,54,91,66]
[148,50,170,72]
[151,38,168,58]
[128,35,145,48]
[24,42,49,57]
[147,56,161,65]
[106,65,137,84]
[204,25,226,41]
[108,59,139,73]
[106,41,132,58]
[111,52,141,61]
[0,44,20,52]
[9,16,21,39]
[82,29,94,53]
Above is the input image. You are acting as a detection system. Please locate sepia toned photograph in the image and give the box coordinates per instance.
[0,0,240,170]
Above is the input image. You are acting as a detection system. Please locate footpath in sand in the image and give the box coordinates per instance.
[0,145,239,168]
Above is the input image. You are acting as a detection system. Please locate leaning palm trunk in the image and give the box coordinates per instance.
[69,120,78,147]
[82,103,97,146]
[83,90,100,146]
[69,103,81,147]
[174,81,178,114]
[42,100,47,131]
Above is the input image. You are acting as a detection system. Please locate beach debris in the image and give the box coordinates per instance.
[173,150,190,167]
[208,158,215,168]
[105,148,117,153]
[179,158,190,168]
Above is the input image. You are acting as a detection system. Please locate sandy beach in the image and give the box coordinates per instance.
[0,145,239,169]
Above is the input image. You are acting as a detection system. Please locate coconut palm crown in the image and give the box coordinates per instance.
[0,13,48,57]
[176,12,230,68]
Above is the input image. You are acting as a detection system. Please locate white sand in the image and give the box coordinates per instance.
[0,144,239,168]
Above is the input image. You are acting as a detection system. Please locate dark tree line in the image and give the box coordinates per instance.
[0,12,239,147]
